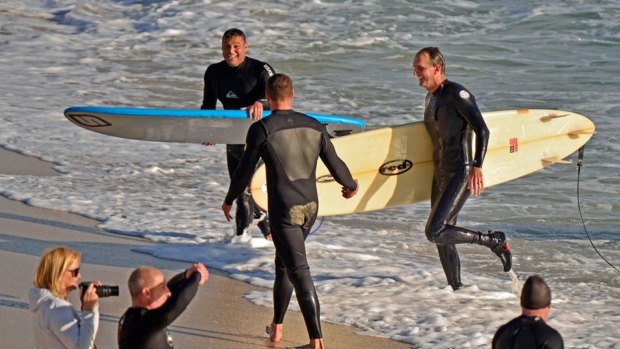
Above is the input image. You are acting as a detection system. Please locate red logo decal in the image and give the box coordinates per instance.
[509,137,519,153]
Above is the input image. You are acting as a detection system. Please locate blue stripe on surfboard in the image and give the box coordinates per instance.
[64,106,366,128]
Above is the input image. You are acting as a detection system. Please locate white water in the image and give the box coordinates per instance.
[1,1,619,347]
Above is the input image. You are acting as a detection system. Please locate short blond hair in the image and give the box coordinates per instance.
[266,73,293,102]
[34,247,80,299]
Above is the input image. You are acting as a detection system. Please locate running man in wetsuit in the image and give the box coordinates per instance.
[493,275,564,348]
[412,47,512,290]
[117,263,208,349]
[222,74,358,349]
[201,28,275,240]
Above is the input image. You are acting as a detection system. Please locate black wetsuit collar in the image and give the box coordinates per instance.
[432,79,449,96]
[223,57,248,71]
[270,109,293,114]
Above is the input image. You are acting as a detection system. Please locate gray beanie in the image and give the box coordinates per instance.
[521,275,551,309]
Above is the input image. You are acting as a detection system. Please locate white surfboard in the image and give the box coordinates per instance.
[250,109,595,216]
[63,106,366,144]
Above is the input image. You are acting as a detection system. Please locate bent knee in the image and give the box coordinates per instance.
[425,224,445,243]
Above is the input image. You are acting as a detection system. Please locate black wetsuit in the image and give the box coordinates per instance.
[224,110,357,339]
[117,272,201,349]
[201,57,275,237]
[492,315,564,349]
[423,79,490,289]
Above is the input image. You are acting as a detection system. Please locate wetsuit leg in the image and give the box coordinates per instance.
[272,253,293,324]
[428,168,512,277]
[253,202,271,238]
[228,145,271,237]
[227,144,255,236]
[270,214,322,339]
[426,168,478,245]
[436,244,461,289]
[427,169,477,288]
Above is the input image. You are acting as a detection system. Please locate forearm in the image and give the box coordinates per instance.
[224,154,256,205]
[156,273,200,326]
[320,135,356,190]
[224,125,263,204]
[53,306,99,349]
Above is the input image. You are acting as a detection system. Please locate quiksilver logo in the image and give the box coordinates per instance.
[226,91,239,99]
[379,159,413,176]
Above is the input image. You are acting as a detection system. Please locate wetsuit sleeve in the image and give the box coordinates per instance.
[201,66,217,110]
[454,90,489,167]
[543,332,565,349]
[249,62,275,108]
[166,270,188,292]
[137,272,200,331]
[319,131,357,191]
[224,122,266,205]
[491,324,505,349]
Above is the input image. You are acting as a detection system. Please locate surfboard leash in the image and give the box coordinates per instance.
[576,146,620,275]
[309,216,325,236]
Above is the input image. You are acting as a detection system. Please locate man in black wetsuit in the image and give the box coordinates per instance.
[117,263,208,349]
[201,28,275,240]
[493,275,564,348]
[412,47,512,290]
[222,74,358,349]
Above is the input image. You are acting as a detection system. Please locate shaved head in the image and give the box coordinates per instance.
[128,266,162,299]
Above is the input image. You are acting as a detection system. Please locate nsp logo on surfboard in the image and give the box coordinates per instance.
[379,159,413,176]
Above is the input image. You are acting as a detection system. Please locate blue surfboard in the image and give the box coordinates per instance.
[64,106,365,144]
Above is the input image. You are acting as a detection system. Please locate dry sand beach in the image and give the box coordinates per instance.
[0,147,409,349]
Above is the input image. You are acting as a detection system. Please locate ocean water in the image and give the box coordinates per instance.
[1,0,619,347]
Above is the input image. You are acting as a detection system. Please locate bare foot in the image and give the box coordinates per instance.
[266,323,283,342]
[290,338,324,349]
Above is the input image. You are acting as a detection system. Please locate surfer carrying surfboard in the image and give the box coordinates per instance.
[222,74,358,349]
[201,28,275,240]
[413,47,512,290]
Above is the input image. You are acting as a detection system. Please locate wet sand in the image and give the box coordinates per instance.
[0,148,409,348]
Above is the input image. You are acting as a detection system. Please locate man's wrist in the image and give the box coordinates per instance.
[258,99,269,110]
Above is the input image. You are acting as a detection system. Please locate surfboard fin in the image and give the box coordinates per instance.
[542,157,572,164]
[540,113,569,122]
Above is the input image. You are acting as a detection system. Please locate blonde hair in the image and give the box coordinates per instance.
[266,73,293,102]
[34,247,80,299]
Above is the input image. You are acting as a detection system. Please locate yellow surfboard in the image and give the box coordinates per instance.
[249,109,595,216]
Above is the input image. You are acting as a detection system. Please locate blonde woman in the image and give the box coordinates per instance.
[28,247,101,349]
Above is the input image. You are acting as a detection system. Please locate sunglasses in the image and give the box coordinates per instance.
[67,267,80,277]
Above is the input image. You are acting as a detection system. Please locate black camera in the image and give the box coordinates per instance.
[79,282,119,298]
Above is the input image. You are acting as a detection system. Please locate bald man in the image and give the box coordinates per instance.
[118,263,208,349]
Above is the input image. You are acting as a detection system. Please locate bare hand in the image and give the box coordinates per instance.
[242,101,264,121]
[468,167,484,196]
[341,179,359,199]
[186,263,209,286]
[81,281,100,311]
[222,202,233,222]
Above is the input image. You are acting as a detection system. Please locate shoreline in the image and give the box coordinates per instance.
[0,147,409,348]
